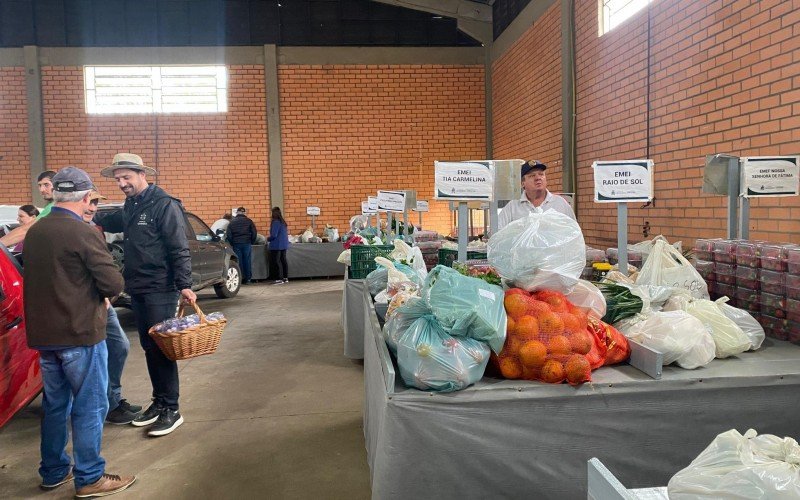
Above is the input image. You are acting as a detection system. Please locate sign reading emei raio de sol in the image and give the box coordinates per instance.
[592,160,654,203]
[740,156,800,198]
[434,161,494,201]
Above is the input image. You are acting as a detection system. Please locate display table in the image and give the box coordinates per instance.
[251,242,345,280]
[342,273,368,359]
[362,284,800,499]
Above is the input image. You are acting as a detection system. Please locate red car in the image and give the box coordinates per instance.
[0,244,41,428]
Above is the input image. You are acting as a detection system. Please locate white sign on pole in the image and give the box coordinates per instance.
[361,202,371,215]
[434,161,494,201]
[413,200,429,212]
[377,190,406,213]
[306,206,321,216]
[740,156,800,198]
[593,160,654,203]
[367,196,379,212]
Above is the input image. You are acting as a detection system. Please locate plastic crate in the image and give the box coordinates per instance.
[348,245,395,279]
[438,248,487,268]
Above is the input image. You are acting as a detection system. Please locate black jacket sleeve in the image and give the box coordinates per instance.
[160,200,193,291]
[250,220,257,244]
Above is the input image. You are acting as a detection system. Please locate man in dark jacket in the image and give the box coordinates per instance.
[24,166,135,497]
[101,153,196,437]
[226,207,257,284]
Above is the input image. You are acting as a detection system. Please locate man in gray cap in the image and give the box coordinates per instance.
[498,160,576,230]
[23,166,136,497]
[100,153,195,437]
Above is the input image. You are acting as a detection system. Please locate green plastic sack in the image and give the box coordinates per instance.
[422,265,507,354]
[383,297,430,354]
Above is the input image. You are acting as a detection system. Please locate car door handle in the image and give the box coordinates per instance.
[5,316,22,330]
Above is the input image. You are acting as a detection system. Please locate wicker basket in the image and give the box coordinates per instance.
[148,302,227,361]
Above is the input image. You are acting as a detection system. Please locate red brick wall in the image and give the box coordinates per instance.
[278,64,485,237]
[492,2,563,192]
[576,0,800,248]
[0,68,31,205]
[41,65,269,230]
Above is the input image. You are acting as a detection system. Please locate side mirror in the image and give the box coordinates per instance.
[211,233,221,242]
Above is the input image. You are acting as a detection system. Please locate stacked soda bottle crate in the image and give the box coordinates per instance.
[694,239,800,342]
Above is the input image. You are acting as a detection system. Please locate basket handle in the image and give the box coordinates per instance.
[178,301,207,324]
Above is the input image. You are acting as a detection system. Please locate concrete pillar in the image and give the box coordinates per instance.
[561,0,577,199]
[264,44,283,211]
[24,45,46,205]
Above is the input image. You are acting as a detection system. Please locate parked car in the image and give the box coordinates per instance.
[0,243,41,429]
[93,204,242,304]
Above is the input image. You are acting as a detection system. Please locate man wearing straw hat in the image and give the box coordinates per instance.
[101,153,196,437]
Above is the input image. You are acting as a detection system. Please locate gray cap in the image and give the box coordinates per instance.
[53,166,94,192]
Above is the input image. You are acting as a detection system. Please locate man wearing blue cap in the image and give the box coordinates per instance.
[498,160,576,230]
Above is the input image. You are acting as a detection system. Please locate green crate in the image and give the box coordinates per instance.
[437,248,488,268]
[349,245,395,279]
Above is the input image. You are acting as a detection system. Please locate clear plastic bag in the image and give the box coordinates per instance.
[664,293,751,358]
[668,428,800,499]
[564,280,607,318]
[716,298,765,351]
[390,239,428,280]
[615,310,715,369]
[383,296,429,353]
[487,210,586,291]
[366,261,423,297]
[395,312,490,392]
[637,239,709,299]
[423,265,507,354]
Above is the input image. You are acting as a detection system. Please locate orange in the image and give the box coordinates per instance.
[568,330,593,355]
[527,299,552,318]
[507,316,517,336]
[499,337,522,358]
[547,335,572,355]
[499,357,523,379]
[538,312,565,337]
[565,354,592,385]
[515,316,539,340]
[558,313,583,335]
[504,294,530,320]
[540,359,565,383]
[536,290,570,313]
[505,288,529,297]
[519,340,548,368]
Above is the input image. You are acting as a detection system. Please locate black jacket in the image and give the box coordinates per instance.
[226,214,257,245]
[120,185,192,294]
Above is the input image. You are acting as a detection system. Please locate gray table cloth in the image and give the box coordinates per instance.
[251,242,345,280]
[362,283,800,499]
[342,275,368,359]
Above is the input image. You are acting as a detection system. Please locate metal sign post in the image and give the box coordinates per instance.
[726,156,740,239]
[306,206,320,233]
[617,204,628,276]
[457,202,468,263]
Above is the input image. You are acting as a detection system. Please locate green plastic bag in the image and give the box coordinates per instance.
[422,265,507,354]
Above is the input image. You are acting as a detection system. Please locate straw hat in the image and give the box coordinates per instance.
[100,153,157,178]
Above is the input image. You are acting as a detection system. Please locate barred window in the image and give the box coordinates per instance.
[599,0,652,35]
[84,65,228,114]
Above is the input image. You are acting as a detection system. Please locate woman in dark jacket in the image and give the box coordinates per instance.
[268,207,290,284]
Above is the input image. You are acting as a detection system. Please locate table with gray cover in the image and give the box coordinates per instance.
[342,274,369,359]
[252,242,345,280]
[361,283,800,499]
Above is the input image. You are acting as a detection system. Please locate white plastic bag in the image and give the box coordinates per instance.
[564,280,607,319]
[337,249,351,265]
[301,227,314,243]
[716,298,765,350]
[685,299,751,358]
[637,240,709,299]
[615,310,715,369]
[629,235,683,264]
[390,240,428,279]
[374,257,408,286]
[487,210,585,291]
[668,428,800,499]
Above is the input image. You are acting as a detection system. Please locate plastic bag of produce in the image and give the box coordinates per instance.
[386,282,420,319]
[422,265,507,353]
[367,261,423,296]
[716,298,765,350]
[668,428,800,499]
[395,307,490,392]
[637,239,709,299]
[323,225,339,242]
[390,239,428,280]
[487,210,585,292]
[616,310,715,369]
[337,249,351,265]
[629,235,682,264]
[663,294,751,358]
[564,280,607,319]
[384,297,428,353]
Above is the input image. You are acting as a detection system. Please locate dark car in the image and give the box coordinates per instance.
[0,243,42,429]
[93,204,242,303]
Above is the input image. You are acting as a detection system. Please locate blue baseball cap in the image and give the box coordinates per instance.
[52,166,94,192]
[521,160,547,178]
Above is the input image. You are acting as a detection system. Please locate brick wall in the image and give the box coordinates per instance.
[492,2,563,191]
[278,64,485,237]
[41,65,269,229]
[0,68,30,206]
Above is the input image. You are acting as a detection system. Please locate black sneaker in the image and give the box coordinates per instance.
[130,403,164,427]
[118,399,142,414]
[147,409,184,437]
[105,404,139,425]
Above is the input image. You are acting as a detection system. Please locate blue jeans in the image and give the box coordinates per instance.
[105,305,129,411]
[38,343,109,489]
[130,292,180,410]
[233,243,252,282]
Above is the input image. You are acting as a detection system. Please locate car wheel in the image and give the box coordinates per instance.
[214,260,241,298]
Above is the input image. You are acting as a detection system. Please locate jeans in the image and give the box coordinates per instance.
[39,343,109,489]
[130,292,180,411]
[270,250,288,280]
[233,243,253,282]
[105,305,129,411]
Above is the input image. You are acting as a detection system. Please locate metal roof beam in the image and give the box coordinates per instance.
[371,0,492,23]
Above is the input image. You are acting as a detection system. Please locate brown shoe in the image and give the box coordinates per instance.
[74,473,136,498]
[40,470,74,490]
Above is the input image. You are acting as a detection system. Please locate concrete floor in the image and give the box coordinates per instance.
[0,279,371,499]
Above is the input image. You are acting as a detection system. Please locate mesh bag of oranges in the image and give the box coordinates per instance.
[490,287,628,385]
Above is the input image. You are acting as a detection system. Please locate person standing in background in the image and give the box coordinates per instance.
[226,207,257,285]
[10,205,39,253]
[0,170,56,248]
[268,207,290,285]
[210,212,232,238]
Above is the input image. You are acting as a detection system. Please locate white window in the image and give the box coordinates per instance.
[599,0,652,35]
[84,65,228,114]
